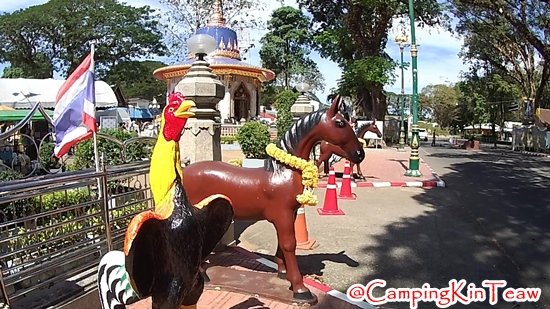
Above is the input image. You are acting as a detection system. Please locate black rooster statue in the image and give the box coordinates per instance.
[97,92,234,309]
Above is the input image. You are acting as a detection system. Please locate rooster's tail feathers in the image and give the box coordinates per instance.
[98,251,139,309]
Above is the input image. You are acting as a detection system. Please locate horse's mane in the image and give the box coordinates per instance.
[277,109,326,154]
[355,122,373,136]
[265,108,326,172]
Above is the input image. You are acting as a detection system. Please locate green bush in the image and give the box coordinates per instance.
[228,158,242,166]
[71,128,152,169]
[6,189,92,250]
[0,169,23,182]
[39,141,61,171]
[6,188,148,251]
[221,136,237,144]
[236,121,270,159]
[274,90,299,137]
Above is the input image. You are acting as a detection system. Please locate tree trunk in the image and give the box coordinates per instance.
[534,62,550,109]
[364,83,386,120]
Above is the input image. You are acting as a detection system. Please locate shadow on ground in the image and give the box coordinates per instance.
[359,151,550,308]
[252,251,359,277]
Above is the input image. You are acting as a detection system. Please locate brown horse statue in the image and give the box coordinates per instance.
[182,97,364,302]
[316,120,382,179]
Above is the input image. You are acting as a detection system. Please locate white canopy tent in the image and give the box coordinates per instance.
[0,78,118,109]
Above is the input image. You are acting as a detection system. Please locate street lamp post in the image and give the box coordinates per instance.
[404,0,423,177]
[395,34,408,152]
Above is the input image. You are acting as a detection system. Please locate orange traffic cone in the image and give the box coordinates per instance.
[318,167,345,215]
[295,206,318,250]
[338,161,356,200]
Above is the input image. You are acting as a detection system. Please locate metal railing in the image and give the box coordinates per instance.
[0,161,152,307]
[221,124,278,140]
[220,124,241,138]
[512,125,550,153]
[0,101,156,180]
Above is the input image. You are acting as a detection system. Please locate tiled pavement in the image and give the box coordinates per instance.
[318,147,445,188]
[127,246,368,309]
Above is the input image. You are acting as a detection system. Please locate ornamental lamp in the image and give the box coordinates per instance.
[187,34,217,61]
[296,82,311,94]
[394,34,409,48]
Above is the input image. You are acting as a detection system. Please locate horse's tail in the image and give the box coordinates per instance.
[98,251,139,309]
[329,154,342,167]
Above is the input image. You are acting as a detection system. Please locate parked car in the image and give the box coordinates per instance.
[408,128,429,141]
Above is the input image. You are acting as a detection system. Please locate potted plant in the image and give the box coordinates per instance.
[236,120,270,168]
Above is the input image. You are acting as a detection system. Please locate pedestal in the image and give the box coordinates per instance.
[405,125,423,177]
[179,119,222,164]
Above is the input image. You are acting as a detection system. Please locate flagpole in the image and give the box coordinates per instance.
[90,43,102,198]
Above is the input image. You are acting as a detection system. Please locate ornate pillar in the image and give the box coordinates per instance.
[175,34,225,164]
[291,82,313,121]
[404,0,423,177]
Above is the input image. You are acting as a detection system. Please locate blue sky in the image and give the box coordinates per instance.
[0,0,466,103]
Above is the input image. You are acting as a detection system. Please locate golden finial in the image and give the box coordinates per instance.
[208,0,225,26]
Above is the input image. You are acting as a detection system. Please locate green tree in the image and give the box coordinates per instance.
[456,72,521,133]
[449,0,550,108]
[274,89,299,136]
[419,84,460,128]
[160,0,263,61]
[385,91,401,116]
[259,6,324,91]
[0,0,166,78]
[298,0,444,119]
[104,60,168,103]
[236,121,270,159]
[2,66,25,78]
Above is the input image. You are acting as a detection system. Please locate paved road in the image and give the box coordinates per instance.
[417,143,550,308]
[236,143,550,309]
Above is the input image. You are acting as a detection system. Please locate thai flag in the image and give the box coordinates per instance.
[53,51,97,158]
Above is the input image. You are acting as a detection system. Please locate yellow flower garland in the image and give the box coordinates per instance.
[266,143,318,206]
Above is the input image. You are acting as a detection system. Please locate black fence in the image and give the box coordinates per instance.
[0,162,153,308]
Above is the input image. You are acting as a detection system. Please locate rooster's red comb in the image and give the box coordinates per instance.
[168,92,185,104]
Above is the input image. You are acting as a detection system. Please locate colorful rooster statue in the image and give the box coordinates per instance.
[97,92,234,309]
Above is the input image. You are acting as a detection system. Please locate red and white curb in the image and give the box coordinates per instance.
[318,178,445,189]
[516,150,550,158]
[421,158,446,188]
[233,246,376,309]
[317,159,446,189]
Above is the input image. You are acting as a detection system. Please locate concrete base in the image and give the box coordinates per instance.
[317,208,345,215]
[405,169,423,177]
[242,158,266,168]
[179,119,222,164]
[296,238,319,250]
[337,193,357,200]
[204,266,318,305]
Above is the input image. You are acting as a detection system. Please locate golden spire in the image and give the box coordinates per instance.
[208,0,225,26]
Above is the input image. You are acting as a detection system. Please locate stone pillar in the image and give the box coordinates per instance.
[174,43,234,248]
[291,89,313,121]
[174,58,225,164]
